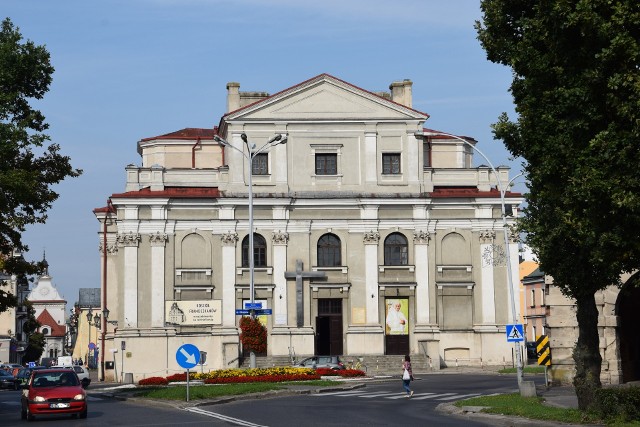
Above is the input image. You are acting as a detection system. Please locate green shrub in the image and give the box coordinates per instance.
[594,386,640,422]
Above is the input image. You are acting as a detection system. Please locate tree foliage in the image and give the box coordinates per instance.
[476,0,640,409]
[0,18,81,311]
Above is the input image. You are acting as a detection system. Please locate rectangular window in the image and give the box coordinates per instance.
[252,153,268,175]
[540,288,545,307]
[423,142,431,168]
[315,153,337,175]
[530,289,536,307]
[382,153,401,174]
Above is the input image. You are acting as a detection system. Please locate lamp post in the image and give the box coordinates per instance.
[86,307,93,367]
[416,130,524,386]
[213,132,288,368]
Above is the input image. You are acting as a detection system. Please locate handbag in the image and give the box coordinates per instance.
[402,368,410,380]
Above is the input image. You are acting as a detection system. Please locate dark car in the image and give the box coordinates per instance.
[296,355,345,370]
[0,369,19,390]
[15,367,46,387]
[526,342,538,359]
[21,368,87,421]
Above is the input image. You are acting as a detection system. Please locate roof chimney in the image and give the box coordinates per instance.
[226,82,240,113]
[389,79,413,108]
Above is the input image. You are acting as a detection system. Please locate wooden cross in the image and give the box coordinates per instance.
[284,259,326,327]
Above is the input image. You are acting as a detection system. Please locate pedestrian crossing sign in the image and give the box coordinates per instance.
[506,324,524,342]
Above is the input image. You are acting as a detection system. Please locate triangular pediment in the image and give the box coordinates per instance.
[225,74,428,122]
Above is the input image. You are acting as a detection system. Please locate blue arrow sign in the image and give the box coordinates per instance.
[244,302,263,310]
[176,344,200,369]
[506,324,525,342]
[255,309,272,315]
[235,309,250,315]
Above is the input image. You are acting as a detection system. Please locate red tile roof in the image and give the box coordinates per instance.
[109,187,221,199]
[36,309,66,337]
[140,128,217,142]
[430,187,521,198]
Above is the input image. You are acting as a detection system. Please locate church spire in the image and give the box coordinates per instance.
[42,250,49,276]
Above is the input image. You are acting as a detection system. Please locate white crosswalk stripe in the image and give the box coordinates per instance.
[411,392,456,400]
[312,390,482,401]
[436,393,480,401]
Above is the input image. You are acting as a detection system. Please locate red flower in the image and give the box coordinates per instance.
[239,316,267,353]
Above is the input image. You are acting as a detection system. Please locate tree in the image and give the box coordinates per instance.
[0,17,81,312]
[476,0,640,409]
[21,299,43,363]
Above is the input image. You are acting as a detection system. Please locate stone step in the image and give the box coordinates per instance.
[239,354,431,372]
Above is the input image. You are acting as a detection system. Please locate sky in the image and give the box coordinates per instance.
[5,0,521,307]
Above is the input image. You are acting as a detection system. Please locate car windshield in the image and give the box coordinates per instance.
[0,371,12,377]
[32,372,79,388]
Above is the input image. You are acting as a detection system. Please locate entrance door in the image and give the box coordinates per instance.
[618,280,640,382]
[316,299,343,355]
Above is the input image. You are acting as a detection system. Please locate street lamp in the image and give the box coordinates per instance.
[416,130,524,386]
[213,132,288,368]
[86,307,93,367]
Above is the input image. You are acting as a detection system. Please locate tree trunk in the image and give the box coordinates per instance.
[572,291,602,410]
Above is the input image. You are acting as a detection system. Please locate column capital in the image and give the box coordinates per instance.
[272,231,289,245]
[220,231,239,246]
[479,229,495,243]
[117,232,141,247]
[363,230,380,245]
[413,230,431,245]
[149,232,168,246]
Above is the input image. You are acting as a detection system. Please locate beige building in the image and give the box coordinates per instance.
[546,270,640,386]
[95,74,523,381]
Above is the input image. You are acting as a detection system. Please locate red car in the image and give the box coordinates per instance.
[21,368,88,421]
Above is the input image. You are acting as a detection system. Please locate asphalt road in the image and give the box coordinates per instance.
[0,374,541,426]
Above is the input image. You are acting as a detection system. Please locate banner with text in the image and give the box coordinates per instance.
[166,300,222,325]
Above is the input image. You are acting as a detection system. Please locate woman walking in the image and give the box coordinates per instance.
[402,354,413,398]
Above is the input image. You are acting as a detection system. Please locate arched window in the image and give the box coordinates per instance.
[384,233,408,265]
[317,234,341,267]
[242,234,267,267]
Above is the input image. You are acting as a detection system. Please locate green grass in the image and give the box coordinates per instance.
[498,366,546,374]
[455,393,601,425]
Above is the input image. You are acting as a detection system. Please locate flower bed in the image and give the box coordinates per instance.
[138,376,169,386]
[138,366,365,386]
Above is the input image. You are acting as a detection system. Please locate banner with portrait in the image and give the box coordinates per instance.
[385,298,409,335]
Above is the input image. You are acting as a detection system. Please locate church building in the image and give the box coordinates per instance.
[95,74,522,381]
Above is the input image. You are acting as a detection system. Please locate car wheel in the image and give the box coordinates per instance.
[79,407,88,419]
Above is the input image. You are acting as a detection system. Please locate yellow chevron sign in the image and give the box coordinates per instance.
[536,334,551,366]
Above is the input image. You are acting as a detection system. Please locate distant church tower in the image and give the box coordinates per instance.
[27,253,68,361]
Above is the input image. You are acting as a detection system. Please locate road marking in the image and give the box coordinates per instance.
[436,393,480,401]
[185,407,267,427]
[359,392,402,398]
[1,401,20,406]
[315,390,368,396]
[411,392,457,400]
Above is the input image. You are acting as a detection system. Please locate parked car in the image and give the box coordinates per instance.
[526,341,538,359]
[0,369,19,390]
[295,356,345,370]
[15,367,47,387]
[21,368,88,421]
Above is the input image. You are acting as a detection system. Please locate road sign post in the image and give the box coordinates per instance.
[176,344,200,402]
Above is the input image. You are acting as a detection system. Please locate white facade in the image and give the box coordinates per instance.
[28,274,67,361]
[96,74,523,381]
